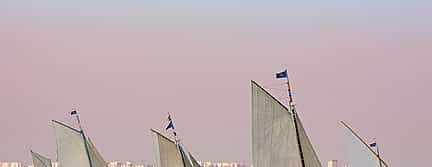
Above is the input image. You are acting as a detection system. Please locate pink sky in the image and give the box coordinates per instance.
[1,3,432,166]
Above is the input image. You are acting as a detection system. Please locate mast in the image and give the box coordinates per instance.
[167,113,188,167]
[374,139,383,167]
[340,121,388,167]
[377,144,382,167]
[283,70,306,167]
[73,110,94,167]
[179,145,188,167]
[178,145,190,167]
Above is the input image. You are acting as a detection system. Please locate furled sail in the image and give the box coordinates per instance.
[52,120,91,167]
[152,129,185,167]
[341,121,388,167]
[30,150,52,167]
[87,137,108,167]
[252,80,322,167]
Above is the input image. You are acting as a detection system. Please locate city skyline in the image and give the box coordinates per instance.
[0,160,347,167]
[2,1,432,167]
[0,161,247,167]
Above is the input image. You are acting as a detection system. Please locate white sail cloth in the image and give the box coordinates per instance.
[342,122,387,167]
[88,137,108,167]
[52,120,107,167]
[295,113,323,167]
[52,120,90,167]
[151,129,199,167]
[252,81,322,167]
[152,129,185,167]
[189,152,201,167]
[31,151,52,167]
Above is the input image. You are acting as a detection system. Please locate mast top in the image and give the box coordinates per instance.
[71,109,83,131]
[166,112,181,144]
[276,69,296,110]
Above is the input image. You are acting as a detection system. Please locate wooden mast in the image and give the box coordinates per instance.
[283,70,306,167]
[73,110,94,167]
[167,113,188,167]
[376,140,383,167]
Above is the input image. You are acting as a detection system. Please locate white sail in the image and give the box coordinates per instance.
[252,81,302,167]
[87,137,108,167]
[30,150,52,167]
[152,129,185,167]
[295,112,323,167]
[342,121,388,167]
[189,152,201,167]
[179,146,193,167]
[52,120,91,167]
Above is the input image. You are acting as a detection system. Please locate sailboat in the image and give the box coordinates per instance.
[251,71,322,167]
[341,121,389,167]
[30,150,52,167]
[51,111,107,167]
[151,114,201,167]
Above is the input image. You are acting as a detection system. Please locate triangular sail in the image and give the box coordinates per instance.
[295,112,322,167]
[341,121,388,167]
[179,145,194,167]
[30,151,52,167]
[87,137,108,167]
[152,129,185,167]
[189,152,201,167]
[52,120,91,167]
[252,81,302,167]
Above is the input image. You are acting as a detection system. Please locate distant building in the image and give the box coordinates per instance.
[327,160,337,167]
[108,161,145,167]
[199,161,246,167]
[0,162,23,167]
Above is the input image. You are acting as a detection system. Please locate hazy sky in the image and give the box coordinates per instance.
[1,1,432,167]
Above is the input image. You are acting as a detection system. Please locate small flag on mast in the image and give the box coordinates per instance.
[71,110,78,115]
[166,113,175,130]
[166,121,174,130]
[370,142,377,147]
[276,70,288,79]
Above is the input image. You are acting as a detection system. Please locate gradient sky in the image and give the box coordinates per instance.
[1,1,432,167]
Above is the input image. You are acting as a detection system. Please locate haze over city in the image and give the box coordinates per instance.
[1,1,432,167]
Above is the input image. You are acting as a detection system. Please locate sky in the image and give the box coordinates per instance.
[1,1,432,167]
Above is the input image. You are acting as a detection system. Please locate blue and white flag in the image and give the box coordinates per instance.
[276,70,288,79]
[166,121,174,130]
[166,113,175,130]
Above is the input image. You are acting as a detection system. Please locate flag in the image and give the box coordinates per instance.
[276,70,288,79]
[166,120,174,130]
[370,142,377,147]
[71,110,78,115]
[166,113,175,130]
